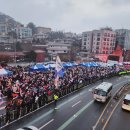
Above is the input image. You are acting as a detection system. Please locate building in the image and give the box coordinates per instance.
[82,28,116,54]
[115,29,130,50]
[0,23,8,35]
[36,27,52,34]
[0,12,22,35]
[64,32,77,38]
[14,27,32,39]
[33,33,48,40]
[46,42,71,55]
[35,50,45,62]
[82,31,93,53]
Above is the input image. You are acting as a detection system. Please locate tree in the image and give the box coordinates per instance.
[27,22,36,35]
[47,31,65,41]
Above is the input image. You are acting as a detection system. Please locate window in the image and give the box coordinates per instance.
[84,34,87,37]
[97,33,100,36]
[97,38,100,41]
[97,42,100,45]
[84,38,87,41]
[96,46,99,49]
[84,42,86,45]
[104,38,106,41]
[104,33,107,36]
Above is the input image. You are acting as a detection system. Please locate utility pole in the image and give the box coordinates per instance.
[14,40,16,67]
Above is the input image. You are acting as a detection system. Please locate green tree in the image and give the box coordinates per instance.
[27,22,36,35]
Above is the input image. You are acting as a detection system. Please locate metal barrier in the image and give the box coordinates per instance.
[0,72,120,128]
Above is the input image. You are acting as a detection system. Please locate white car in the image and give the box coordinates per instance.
[17,126,39,130]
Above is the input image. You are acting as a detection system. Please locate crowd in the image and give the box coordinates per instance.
[0,64,120,123]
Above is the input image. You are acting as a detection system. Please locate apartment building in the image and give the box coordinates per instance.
[82,28,116,54]
[14,27,32,39]
[46,42,71,54]
[82,31,93,53]
[115,29,130,50]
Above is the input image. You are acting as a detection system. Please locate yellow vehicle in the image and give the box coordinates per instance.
[122,94,130,111]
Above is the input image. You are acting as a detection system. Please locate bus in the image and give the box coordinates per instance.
[122,94,130,111]
[92,82,113,102]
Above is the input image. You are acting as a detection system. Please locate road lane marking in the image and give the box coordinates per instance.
[88,86,97,92]
[102,97,124,130]
[57,100,94,130]
[27,95,79,125]
[39,119,54,130]
[93,80,128,129]
[72,101,81,108]
[57,95,79,109]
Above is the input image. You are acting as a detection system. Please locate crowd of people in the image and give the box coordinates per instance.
[0,64,121,123]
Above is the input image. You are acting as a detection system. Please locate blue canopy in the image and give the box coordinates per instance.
[62,62,73,68]
[29,64,47,71]
[79,62,99,67]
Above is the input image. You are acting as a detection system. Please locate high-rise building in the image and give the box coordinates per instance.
[115,29,130,50]
[82,31,93,53]
[82,28,116,54]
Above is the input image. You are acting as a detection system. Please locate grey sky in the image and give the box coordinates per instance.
[0,0,130,33]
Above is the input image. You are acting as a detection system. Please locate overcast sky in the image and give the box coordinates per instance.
[0,0,130,33]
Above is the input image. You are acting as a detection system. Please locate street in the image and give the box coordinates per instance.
[1,75,130,130]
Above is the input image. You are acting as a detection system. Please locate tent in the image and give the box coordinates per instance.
[29,64,47,71]
[0,68,13,76]
[45,64,56,69]
[79,62,99,67]
[62,62,73,68]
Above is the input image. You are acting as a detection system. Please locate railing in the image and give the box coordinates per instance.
[0,72,118,128]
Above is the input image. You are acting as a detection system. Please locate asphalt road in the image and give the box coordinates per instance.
[1,75,130,130]
[105,93,130,130]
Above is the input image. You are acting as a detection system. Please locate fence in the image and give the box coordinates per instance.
[0,72,118,128]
